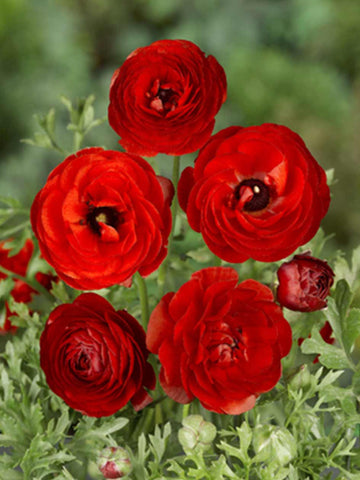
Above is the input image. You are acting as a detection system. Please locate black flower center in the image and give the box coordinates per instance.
[75,352,91,371]
[147,79,181,115]
[235,178,270,212]
[86,206,120,236]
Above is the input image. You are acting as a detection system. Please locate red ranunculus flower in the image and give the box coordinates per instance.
[146,267,292,415]
[0,239,57,334]
[108,39,227,157]
[31,148,173,290]
[40,293,155,417]
[178,124,330,263]
[276,253,335,312]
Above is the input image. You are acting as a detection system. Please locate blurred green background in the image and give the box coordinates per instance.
[1,0,359,254]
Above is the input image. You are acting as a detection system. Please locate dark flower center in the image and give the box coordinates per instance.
[86,206,120,236]
[147,80,180,115]
[235,178,270,212]
[207,323,245,366]
[75,352,91,371]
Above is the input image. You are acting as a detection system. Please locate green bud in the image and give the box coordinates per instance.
[288,364,314,392]
[178,414,217,454]
[97,446,132,479]
[253,425,297,466]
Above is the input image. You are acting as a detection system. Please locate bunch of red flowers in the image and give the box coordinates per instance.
[22,39,333,418]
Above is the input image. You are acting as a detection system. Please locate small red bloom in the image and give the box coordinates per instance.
[277,253,335,312]
[31,148,173,290]
[40,293,155,417]
[0,239,56,334]
[108,39,227,156]
[178,124,330,263]
[146,267,292,415]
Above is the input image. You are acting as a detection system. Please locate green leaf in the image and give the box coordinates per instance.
[343,308,360,354]
[301,327,350,369]
[149,423,171,462]
[0,196,22,209]
[323,297,342,344]
[0,277,15,299]
[334,279,352,321]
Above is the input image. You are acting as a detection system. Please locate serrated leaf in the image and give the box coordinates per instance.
[323,297,342,343]
[236,421,252,455]
[301,328,350,369]
[149,423,171,462]
[0,278,15,299]
[318,370,344,389]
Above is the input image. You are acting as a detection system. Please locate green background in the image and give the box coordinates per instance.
[1,0,359,253]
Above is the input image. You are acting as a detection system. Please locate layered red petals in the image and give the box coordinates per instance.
[277,253,335,312]
[108,39,227,156]
[178,124,330,263]
[146,267,292,415]
[40,293,155,417]
[31,148,173,290]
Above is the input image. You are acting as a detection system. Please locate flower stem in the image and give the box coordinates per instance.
[158,155,181,297]
[0,265,54,302]
[135,272,150,327]
[182,403,190,420]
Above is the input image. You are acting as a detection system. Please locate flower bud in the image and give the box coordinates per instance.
[288,364,314,392]
[97,446,132,479]
[253,425,296,466]
[178,415,216,454]
[276,253,334,312]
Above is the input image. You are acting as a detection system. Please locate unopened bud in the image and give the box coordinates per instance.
[253,425,296,466]
[97,446,132,479]
[288,364,313,392]
[178,414,216,454]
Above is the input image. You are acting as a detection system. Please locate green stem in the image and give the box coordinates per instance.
[0,221,31,239]
[157,155,181,297]
[182,403,190,420]
[0,265,54,303]
[135,272,150,327]
[73,131,84,152]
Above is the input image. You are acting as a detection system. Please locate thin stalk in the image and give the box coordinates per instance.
[182,403,190,420]
[157,155,181,297]
[0,221,31,239]
[0,265,54,303]
[135,272,150,327]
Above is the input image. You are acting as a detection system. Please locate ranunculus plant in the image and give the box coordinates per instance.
[0,39,359,480]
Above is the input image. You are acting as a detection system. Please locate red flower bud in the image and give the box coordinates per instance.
[97,446,132,479]
[276,254,334,312]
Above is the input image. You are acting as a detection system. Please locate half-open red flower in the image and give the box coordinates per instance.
[40,293,155,417]
[277,253,335,312]
[108,39,227,156]
[178,124,330,263]
[31,148,173,290]
[146,267,292,415]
